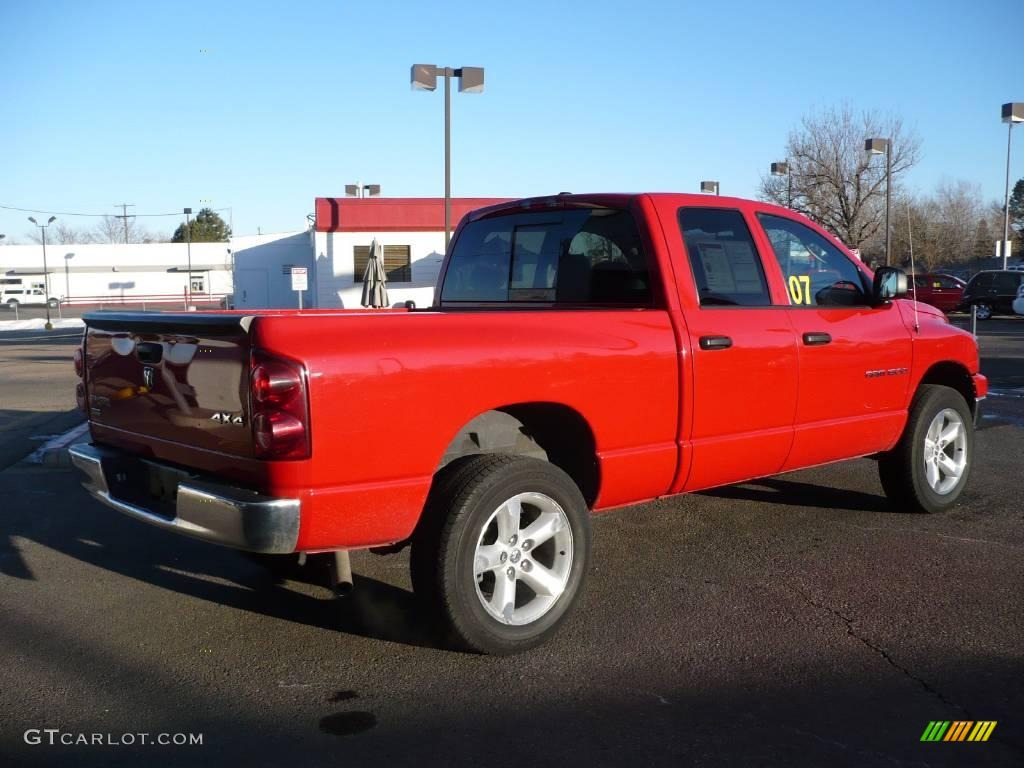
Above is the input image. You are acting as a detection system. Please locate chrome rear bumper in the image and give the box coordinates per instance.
[68,443,300,553]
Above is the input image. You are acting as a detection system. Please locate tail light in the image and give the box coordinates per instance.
[250,351,310,460]
[74,347,88,413]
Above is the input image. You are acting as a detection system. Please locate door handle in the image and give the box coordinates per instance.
[802,332,832,346]
[698,335,733,350]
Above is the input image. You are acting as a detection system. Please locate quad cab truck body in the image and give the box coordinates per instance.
[70,193,986,654]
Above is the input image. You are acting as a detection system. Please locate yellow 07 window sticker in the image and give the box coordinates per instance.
[788,274,811,305]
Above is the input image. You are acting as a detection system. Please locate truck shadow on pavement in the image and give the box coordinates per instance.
[0,478,452,651]
[700,477,894,513]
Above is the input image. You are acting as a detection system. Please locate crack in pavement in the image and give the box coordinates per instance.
[787,585,966,715]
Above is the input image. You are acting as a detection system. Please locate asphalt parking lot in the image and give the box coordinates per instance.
[1,319,1022,767]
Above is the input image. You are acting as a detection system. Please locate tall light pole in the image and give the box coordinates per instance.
[771,161,792,208]
[700,181,720,195]
[27,215,56,329]
[865,138,893,266]
[345,183,381,199]
[1001,103,1023,269]
[411,64,485,250]
[183,207,192,307]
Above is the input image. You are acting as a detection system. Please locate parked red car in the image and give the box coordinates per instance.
[69,193,987,655]
[911,273,965,312]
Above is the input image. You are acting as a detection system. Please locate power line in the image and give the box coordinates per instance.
[0,202,232,218]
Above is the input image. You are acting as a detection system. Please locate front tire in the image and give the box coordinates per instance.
[412,455,591,655]
[879,385,974,513]
[973,302,992,320]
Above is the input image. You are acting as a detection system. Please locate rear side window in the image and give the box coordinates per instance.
[968,273,993,290]
[757,213,869,307]
[678,208,771,306]
[994,272,1022,291]
[441,208,652,305]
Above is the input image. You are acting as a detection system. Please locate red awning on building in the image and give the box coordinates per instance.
[314,197,512,233]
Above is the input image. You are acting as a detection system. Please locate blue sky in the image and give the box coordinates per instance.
[1,0,1021,240]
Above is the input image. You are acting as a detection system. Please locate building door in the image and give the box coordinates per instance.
[235,269,269,308]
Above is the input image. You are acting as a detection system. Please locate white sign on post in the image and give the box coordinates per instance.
[291,267,308,309]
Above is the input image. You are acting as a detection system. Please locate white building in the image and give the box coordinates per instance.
[311,196,508,308]
[0,231,312,311]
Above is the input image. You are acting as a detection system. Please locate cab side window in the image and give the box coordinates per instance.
[678,208,771,307]
[757,214,869,307]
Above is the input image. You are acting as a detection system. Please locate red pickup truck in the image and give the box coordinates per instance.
[70,193,986,655]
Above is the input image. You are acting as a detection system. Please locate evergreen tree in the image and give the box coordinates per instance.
[171,208,231,242]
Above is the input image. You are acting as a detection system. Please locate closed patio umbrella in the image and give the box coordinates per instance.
[360,238,389,308]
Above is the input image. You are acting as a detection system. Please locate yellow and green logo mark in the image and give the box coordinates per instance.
[921,721,997,742]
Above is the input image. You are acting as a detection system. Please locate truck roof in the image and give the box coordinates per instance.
[466,192,796,222]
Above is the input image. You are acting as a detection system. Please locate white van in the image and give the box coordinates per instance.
[0,277,59,309]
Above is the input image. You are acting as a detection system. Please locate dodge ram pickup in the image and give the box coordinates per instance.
[69,193,987,655]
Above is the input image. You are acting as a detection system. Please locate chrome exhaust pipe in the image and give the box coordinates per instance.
[329,550,353,598]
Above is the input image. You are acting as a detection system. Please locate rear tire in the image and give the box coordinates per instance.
[47,298,59,309]
[411,454,591,655]
[878,385,973,513]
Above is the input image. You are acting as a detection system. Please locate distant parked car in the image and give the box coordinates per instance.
[911,273,965,312]
[957,270,1024,320]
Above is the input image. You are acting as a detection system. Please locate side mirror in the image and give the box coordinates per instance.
[872,267,908,305]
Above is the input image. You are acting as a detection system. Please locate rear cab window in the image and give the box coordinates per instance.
[677,208,772,307]
[440,207,653,306]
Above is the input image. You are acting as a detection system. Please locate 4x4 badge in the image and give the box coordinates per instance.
[210,412,244,425]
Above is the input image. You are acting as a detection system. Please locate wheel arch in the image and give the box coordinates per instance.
[916,361,978,415]
[436,403,600,507]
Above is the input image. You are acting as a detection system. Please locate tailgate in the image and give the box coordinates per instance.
[83,312,255,458]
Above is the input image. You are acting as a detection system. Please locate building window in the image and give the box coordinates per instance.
[190,275,206,294]
[354,245,412,283]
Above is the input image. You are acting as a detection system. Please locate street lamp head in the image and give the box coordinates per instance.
[700,181,719,194]
[458,67,485,94]
[344,184,359,197]
[865,138,889,155]
[47,216,56,224]
[28,216,37,225]
[771,162,789,176]
[411,64,438,91]
[365,184,381,197]
[1002,103,1024,124]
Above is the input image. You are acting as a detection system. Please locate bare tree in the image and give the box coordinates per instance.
[91,214,165,244]
[53,222,95,244]
[760,106,921,255]
[889,181,983,271]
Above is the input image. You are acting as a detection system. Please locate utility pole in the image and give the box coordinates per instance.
[115,203,135,244]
